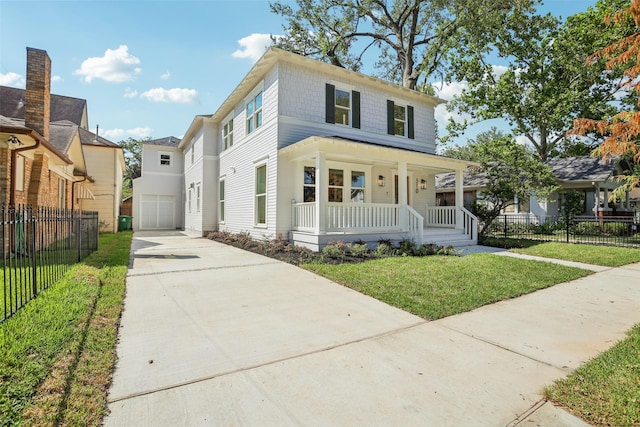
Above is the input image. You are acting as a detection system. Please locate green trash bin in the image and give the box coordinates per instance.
[118,215,132,231]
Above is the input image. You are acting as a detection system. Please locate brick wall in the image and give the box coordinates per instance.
[0,148,9,205]
[24,48,51,141]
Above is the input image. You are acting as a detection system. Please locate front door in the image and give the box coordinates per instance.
[394,175,411,205]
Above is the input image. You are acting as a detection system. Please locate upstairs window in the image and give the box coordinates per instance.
[190,146,194,164]
[246,91,263,134]
[325,84,360,128]
[160,152,172,166]
[387,100,414,139]
[223,119,234,150]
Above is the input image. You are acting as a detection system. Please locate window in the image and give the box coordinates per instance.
[160,152,171,166]
[196,182,201,212]
[188,186,192,213]
[328,169,344,202]
[246,91,263,134]
[303,166,316,202]
[190,146,194,164]
[325,84,360,128]
[15,155,25,192]
[58,178,66,208]
[351,171,365,203]
[219,179,225,222]
[223,119,234,149]
[255,164,267,225]
[387,100,414,139]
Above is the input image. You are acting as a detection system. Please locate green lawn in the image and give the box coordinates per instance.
[510,242,640,267]
[0,231,131,427]
[303,253,591,320]
[545,323,640,426]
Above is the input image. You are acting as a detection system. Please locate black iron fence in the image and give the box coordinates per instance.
[1,204,99,322]
[484,213,640,248]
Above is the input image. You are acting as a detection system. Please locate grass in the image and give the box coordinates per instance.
[303,253,591,320]
[545,323,640,426]
[0,231,131,427]
[510,242,640,267]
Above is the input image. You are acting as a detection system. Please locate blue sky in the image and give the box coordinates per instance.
[0,0,597,144]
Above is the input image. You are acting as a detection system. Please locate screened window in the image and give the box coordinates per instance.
[223,119,234,150]
[255,164,267,225]
[328,169,344,202]
[219,179,225,222]
[246,91,263,134]
[351,171,365,203]
[303,166,315,202]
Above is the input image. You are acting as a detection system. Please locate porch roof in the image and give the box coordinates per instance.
[279,136,477,174]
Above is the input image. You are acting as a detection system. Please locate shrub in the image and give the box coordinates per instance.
[322,241,347,260]
[373,243,394,257]
[574,222,601,236]
[603,222,628,237]
[349,243,369,258]
[398,239,417,256]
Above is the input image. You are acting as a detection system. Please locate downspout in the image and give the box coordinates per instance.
[72,174,89,210]
[9,139,40,206]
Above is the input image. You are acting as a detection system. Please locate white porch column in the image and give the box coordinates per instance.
[593,184,600,216]
[398,161,408,230]
[455,169,464,230]
[315,152,327,234]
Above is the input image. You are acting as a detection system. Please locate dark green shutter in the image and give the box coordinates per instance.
[325,84,335,124]
[352,90,360,129]
[407,105,414,139]
[387,100,395,135]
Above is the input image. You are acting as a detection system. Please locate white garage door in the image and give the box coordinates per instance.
[140,195,175,230]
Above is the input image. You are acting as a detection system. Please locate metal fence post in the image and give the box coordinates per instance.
[77,211,82,262]
[566,217,570,243]
[32,212,37,298]
[503,214,507,238]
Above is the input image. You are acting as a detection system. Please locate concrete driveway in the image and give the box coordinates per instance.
[105,231,640,426]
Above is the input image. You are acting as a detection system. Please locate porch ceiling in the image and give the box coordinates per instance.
[280,136,477,174]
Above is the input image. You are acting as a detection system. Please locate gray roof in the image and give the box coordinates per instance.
[436,156,616,191]
[145,136,181,147]
[546,156,615,183]
[48,120,78,154]
[0,85,87,127]
[78,126,120,148]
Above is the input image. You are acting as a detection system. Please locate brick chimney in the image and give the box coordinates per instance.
[24,47,51,141]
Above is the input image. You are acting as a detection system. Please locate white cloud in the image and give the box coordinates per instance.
[73,45,142,83]
[124,88,138,98]
[492,65,509,78]
[0,72,25,87]
[433,80,470,125]
[140,87,198,104]
[103,127,153,140]
[160,71,170,80]
[232,33,276,63]
[515,134,530,146]
[51,75,63,83]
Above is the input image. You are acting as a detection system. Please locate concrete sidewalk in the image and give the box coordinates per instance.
[105,232,640,426]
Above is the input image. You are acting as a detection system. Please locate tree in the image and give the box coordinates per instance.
[446,129,558,236]
[446,0,635,160]
[572,0,640,197]
[119,137,147,198]
[270,0,537,89]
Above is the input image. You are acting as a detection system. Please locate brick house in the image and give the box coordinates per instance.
[1,47,124,232]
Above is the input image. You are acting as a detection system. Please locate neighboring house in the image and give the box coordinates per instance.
[132,136,183,231]
[0,47,124,232]
[170,48,476,250]
[436,155,633,217]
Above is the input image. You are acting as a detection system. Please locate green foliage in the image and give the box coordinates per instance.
[322,241,347,260]
[271,0,537,89]
[349,243,369,258]
[602,222,628,237]
[372,243,394,257]
[118,137,148,199]
[560,190,585,220]
[445,0,634,160]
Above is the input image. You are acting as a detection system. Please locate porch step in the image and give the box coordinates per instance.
[423,228,475,248]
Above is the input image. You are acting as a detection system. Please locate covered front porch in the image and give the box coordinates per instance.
[279,136,478,251]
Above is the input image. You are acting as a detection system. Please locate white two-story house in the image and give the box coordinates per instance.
[177,48,477,250]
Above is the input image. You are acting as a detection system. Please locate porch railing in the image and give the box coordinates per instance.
[327,203,401,232]
[425,206,456,228]
[291,202,316,232]
[461,207,478,244]
[407,206,424,245]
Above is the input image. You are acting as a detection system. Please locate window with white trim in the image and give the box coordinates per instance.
[223,119,234,150]
[196,182,201,212]
[328,169,344,202]
[160,152,172,166]
[335,89,351,126]
[393,104,406,136]
[246,91,263,134]
[255,164,267,225]
[303,166,315,202]
[188,186,192,213]
[190,146,194,164]
[351,171,365,203]
[219,179,225,222]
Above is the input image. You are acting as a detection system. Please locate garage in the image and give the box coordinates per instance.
[140,195,175,230]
